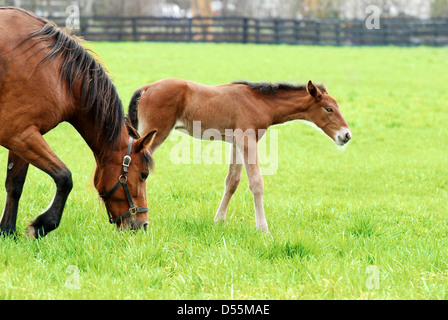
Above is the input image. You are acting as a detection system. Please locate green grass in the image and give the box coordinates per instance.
[1,43,448,299]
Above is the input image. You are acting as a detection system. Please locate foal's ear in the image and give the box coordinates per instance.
[136,130,157,152]
[307,80,323,102]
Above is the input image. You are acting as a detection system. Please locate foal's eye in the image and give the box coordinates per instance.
[325,107,334,113]
[140,172,149,181]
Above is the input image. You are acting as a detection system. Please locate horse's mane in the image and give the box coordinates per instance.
[233,81,327,95]
[20,20,124,146]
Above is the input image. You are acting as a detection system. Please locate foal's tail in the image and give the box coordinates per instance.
[127,89,144,130]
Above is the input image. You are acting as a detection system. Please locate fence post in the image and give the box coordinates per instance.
[407,22,413,46]
[336,21,341,45]
[295,20,300,43]
[255,19,260,43]
[80,17,88,39]
[188,18,193,42]
[274,19,280,44]
[359,21,365,44]
[316,20,321,44]
[243,17,249,43]
[434,22,439,46]
[132,18,137,42]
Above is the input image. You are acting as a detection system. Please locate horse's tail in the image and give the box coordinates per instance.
[127,89,144,130]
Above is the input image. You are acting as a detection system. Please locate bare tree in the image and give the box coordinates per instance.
[341,0,432,19]
[223,0,304,19]
[79,0,94,15]
[431,0,448,18]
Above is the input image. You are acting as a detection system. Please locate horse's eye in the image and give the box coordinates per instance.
[140,172,149,181]
[325,107,333,113]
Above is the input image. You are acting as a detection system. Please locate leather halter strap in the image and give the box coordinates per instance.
[100,136,148,225]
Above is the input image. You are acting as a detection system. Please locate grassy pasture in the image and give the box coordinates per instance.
[0,43,447,299]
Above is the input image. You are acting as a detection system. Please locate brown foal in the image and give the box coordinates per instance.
[128,78,351,233]
[0,8,156,238]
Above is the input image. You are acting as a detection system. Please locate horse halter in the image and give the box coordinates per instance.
[100,136,148,225]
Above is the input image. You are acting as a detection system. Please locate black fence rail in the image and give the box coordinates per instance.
[49,16,448,46]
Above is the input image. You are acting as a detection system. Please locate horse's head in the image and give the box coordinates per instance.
[304,81,352,146]
[94,130,157,231]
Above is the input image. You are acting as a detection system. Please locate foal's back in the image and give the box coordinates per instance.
[136,78,270,147]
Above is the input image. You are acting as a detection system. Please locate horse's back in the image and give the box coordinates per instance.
[0,8,49,72]
[0,8,68,143]
[0,8,46,45]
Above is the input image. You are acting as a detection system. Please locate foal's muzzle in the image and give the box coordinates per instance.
[336,128,352,145]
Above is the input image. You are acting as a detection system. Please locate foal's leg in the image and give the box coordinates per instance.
[236,136,269,233]
[137,102,177,154]
[214,143,243,223]
[147,125,174,154]
[0,152,29,237]
[235,136,269,233]
[9,129,73,238]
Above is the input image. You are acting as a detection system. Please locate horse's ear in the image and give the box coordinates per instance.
[136,130,157,152]
[307,80,323,101]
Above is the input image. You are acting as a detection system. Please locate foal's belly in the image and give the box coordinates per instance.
[174,119,235,144]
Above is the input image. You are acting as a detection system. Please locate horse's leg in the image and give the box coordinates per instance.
[235,135,269,233]
[9,129,73,238]
[214,143,243,223]
[0,152,29,237]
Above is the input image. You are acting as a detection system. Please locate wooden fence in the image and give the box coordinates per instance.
[49,16,448,46]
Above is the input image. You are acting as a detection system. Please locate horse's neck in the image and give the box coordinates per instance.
[263,90,311,126]
[69,109,126,163]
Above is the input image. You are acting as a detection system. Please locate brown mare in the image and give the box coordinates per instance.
[0,8,156,238]
[128,78,351,233]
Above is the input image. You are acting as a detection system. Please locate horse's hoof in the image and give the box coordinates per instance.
[26,225,38,239]
[0,228,17,239]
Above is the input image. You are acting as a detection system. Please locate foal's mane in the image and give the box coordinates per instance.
[20,18,124,146]
[233,81,327,95]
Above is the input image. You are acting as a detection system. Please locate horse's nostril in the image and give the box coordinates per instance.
[142,222,149,230]
[345,132,351,141]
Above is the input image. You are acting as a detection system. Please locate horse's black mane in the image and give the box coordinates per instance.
[233,81,326,95]
[21,21,124,146]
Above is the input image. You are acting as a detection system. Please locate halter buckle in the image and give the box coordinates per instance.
[129,206,138,216]
[122,155,132,172]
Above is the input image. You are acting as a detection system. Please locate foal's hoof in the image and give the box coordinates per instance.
[257,225,270,235]
[214,218,226,224]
